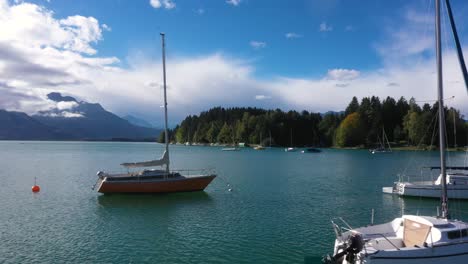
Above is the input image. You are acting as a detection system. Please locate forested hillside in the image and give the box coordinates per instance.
[164,96,467,148]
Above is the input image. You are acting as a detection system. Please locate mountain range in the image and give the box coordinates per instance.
[0,93,161,140]
[122,115,156,128]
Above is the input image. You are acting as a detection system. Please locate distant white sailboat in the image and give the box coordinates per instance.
[323,1,468,262]
[222,147,239,151]
[370,128,392,154]
[254,132,266,150]
[284,128,297,152]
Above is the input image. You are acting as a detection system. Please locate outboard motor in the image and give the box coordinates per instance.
[322,233,364,264]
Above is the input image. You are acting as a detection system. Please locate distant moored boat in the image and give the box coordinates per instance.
[301,148,321,153]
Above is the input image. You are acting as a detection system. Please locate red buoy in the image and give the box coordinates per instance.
[32,176,40,193]
[32,185,40,192]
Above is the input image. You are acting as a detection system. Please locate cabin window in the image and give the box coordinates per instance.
[447,229,468,239]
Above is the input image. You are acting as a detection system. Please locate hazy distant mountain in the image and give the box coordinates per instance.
[122,115,155,128]
[0,109,68,140]
[320,110,344,117]
[46,92,77,103]
[31,93,161,140]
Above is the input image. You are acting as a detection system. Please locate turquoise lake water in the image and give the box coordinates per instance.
[1,141,468,263]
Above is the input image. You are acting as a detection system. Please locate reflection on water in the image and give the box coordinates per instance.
[1,141,468,263]
[97,191,213,208]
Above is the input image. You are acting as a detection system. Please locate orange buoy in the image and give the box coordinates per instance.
[32,185,40,192]
[32,176,40,192]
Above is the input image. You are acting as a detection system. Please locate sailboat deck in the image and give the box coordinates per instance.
[341,216,468,255]
[105,174,183,182]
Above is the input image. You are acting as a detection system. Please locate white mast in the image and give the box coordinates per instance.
[435,0,449,219]
[161,33,170,174]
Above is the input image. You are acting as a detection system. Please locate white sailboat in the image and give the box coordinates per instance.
[94,33,216,194]
[383,166,468,199]
[284,128,297,152]
[370,128,392,154]
[254,132,266,150]
[222,147,239,151]
[323,0,468,262]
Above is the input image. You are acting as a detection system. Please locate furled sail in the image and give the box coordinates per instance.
[121,150,169,168]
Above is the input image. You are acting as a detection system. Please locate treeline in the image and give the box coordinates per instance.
[161,96,467,148]
[337,96,466,147]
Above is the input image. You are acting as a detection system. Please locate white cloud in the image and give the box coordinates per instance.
[335,83,349,88]
[255,95,271,100]
[0,1,467,126]
[61,111,84,118]
[0,1,106,55]
[59,16,102,54]
[41,111,84,118]
[327,69,360,81]
[149,0,175,9]
[102,23,111,31]
[149,0,161,8]
[319,22,333,32]
[375,8,433,65]
[226,0,241,6]
[285,32,302,39]
[56,101,78,110]
[250,41,266,49]
[163,0,175,9]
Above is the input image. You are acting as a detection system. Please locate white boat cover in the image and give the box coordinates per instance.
[121,150,169,168]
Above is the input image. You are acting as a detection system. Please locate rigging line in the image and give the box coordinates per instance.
[414,111,439,213]
[441,1,457,112]
[400,108,439,178]
[414,95,455,103]
[445,0,468,95]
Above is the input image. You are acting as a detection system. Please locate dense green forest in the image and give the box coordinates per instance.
[160,96,468,148]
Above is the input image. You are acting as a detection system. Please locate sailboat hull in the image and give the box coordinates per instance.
[334,243,468,264]
[383,174,468,199]
[386,182,468,199]
[97,174,216,194]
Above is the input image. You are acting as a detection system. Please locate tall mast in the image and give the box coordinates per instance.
[436,0,449,219]
[161,33,170,173]
[290,128,293,147]
[453,110,457,148]
[269,130,271,147]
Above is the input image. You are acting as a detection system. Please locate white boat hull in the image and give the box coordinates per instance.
[338,245,468,264]
[362,243,468,264]
[328,216,468,264]
[384,182,468,199]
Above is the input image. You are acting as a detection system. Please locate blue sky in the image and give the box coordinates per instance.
[39,0,409,77]
[1,0,468,125]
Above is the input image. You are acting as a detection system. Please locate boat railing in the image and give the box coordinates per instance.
[97,167,216,178]
[331,218,401,251]
[331,217,354,241]
[171,167,217,177]
[397,173,437,185]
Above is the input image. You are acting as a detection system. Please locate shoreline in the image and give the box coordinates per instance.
[2,139,466,152]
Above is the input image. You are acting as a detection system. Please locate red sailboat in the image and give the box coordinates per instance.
[94,33,216,194]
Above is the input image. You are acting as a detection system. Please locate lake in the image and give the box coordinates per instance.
[1,141,468,263]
